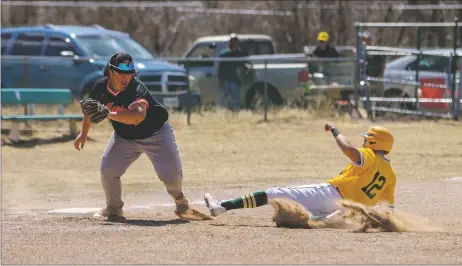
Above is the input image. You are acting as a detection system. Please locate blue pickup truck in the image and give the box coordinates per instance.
[1,24,200,109]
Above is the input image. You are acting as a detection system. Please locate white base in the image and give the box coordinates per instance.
[47,208,101,217]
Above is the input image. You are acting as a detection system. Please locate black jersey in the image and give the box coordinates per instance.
[89,77,168,139]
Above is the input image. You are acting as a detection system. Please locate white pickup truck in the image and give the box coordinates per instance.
[181,35,358,110]
[181,34,310,110]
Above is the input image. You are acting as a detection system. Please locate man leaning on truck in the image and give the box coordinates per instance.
[217,34,249,112]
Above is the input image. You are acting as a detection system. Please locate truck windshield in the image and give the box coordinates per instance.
[216,39,274,55]
[76,35,154,60]
[239,40,274,55]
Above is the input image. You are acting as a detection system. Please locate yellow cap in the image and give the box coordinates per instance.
[317,32,329,42]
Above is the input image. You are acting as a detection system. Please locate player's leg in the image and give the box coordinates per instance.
[204,183,342,217]
[99,131,142,219]
[204,191,268,216]
[266,183,343,217]
[218,81,229,110]
[138,121,190,215]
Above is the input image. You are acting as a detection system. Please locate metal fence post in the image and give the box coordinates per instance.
[354,23,362,118]
[264,59,268,122]
[451,17,459,120]
[357,25,371,119]
[458,57,462,119]
[415,27,422,114]
[23,57,32,127]
[186,62,191,126]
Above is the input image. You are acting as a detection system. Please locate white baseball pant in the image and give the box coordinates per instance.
[265,183,343,217]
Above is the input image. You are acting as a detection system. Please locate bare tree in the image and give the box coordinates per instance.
[1,0,459,56]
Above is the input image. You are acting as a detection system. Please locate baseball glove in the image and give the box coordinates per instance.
[79,98,110,124]
[175,207,214,221]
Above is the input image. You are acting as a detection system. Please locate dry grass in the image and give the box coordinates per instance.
[2,106,462,264]
[2,106,462,208]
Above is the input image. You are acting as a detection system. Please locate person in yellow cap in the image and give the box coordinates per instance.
[312,31,340,58]
[203,121,396,221]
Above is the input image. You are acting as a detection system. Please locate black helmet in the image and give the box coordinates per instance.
[105,52,136,76]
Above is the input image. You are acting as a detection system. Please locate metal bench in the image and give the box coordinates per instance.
[1,88,84,142]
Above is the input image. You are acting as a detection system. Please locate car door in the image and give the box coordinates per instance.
[184,42,219,104]
[4,32,46,88]
[42,34,94,91]
[1,32,14,87]
[405,55,451,109]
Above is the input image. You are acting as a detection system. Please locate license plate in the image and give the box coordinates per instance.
[163,96,179,108]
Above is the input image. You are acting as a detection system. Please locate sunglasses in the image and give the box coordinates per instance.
[110,62,135,72]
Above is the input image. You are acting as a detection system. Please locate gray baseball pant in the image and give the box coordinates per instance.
[100,121,183,212]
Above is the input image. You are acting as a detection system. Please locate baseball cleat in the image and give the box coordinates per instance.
[96,206,126,221]
[204,193,227,217]
[174,197,190,215]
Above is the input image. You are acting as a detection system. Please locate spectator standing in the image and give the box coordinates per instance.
[310,31,340,85]
[217,34,249,112]
[360,31,386,79]
[312,32,340,58]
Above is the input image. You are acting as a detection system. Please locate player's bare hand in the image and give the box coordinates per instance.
[74,132,87,151]
[324,122,336,132]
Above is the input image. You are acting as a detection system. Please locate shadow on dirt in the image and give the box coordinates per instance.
[210,223,274,228]
[103,218,190,227]
[1,132,96,148]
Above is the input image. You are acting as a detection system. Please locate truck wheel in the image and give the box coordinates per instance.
[246,84,283,112]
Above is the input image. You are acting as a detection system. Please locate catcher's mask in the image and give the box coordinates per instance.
[360,126,394,154]
[106,52,136,75]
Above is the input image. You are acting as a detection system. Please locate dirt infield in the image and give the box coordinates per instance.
[2,109,462,264]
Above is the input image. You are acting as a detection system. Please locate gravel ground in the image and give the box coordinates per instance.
[2,110,462,264]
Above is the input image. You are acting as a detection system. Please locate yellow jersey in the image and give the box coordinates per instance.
[327,148,396,206]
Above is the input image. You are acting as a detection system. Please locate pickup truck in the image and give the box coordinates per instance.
[1,24,200,110]
[181,34,310,110]
[182,35,358,110]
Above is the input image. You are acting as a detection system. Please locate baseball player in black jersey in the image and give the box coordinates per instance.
[74,52,211,221]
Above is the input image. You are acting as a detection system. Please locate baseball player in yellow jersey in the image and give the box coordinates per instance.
[204,122,396,219]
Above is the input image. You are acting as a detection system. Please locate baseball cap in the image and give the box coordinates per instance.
[108,52,136,74]
[229,33,239,42]
[360,31,372,40]
[317,32,329,42]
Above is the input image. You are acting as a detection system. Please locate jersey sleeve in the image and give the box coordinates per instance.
[128,84,150,110]
[352,148,375,168]
[88,79,104,101]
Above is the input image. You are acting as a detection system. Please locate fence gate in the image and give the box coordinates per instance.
[354,19,462,120]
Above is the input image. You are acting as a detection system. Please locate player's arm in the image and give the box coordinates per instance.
[80,114,92,136]
[79,82,101,135]
[108,101,147,125]
[324,122,361,164]
[108,85,150,125]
